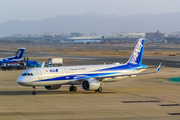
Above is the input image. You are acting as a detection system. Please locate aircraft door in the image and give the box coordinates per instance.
[36,70,42,79]
[64,68,69,79]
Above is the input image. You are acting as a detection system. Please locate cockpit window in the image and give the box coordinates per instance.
[22,73,33,76]
[22,73,27,76]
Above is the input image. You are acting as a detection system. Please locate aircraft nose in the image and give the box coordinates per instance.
[17,76,22,83]
[17,76,28,85]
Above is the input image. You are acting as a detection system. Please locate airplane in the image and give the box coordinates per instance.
[17,38,163,95]
[72,36,104,44]
[0,48,26,65]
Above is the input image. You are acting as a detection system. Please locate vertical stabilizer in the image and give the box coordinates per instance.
[15,48,26,59]
[126,38,145,65]
[101,36,104,40]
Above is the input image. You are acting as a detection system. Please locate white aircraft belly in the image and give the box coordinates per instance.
[32,80,71,86]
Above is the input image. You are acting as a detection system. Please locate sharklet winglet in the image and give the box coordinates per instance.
[156,61,163,72]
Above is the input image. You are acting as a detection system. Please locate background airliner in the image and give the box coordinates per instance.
[72,36,104,44]
[17,39,162,95]
[0,48,26,65]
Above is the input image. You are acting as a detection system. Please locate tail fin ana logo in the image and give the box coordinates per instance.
[16,50,22,58]
[133,40,143,61]
[127,39,144,65]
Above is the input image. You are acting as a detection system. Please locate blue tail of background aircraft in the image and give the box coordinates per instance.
[127,38,145,65]
[0,48,26,64]
[14,48,26,59]
[7,48,26,60]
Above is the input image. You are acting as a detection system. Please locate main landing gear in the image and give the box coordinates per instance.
[32,86,37,95]
[95,87,102,93]
[69,85,77,92]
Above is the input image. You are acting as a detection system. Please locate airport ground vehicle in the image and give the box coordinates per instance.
[26,60,42,67]
[17,39,162,95]
[45,58,63,67]
[1,61,26,70]
[23,57,42,67]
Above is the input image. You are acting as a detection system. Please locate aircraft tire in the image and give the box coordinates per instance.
[32,91,36,95]
[98,87,102,92]
[18,67,21,70]
[73,86,77,92]
[7,67,10,70]
[69,87,73,92]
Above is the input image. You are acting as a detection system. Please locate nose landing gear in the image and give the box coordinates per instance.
[95,87,102,92]
[32,86,37,95]
[69,85,77,92]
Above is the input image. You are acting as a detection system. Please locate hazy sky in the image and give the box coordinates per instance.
[0,0,180,24]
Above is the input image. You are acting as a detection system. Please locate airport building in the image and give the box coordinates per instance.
[2,31,180,44]
[71,33,84,37]
[117,33,145,38]
[145,30,165,39]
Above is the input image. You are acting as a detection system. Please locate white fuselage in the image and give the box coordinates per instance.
[17,63,146,87]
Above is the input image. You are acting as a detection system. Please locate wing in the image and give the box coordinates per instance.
[74,62,163,81]
[100,61,163,79]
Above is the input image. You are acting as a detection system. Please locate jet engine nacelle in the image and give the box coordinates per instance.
[82,79,100,91]
[44,85,61,90]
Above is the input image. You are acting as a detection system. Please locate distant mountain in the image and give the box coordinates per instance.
[0,12,180,36]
